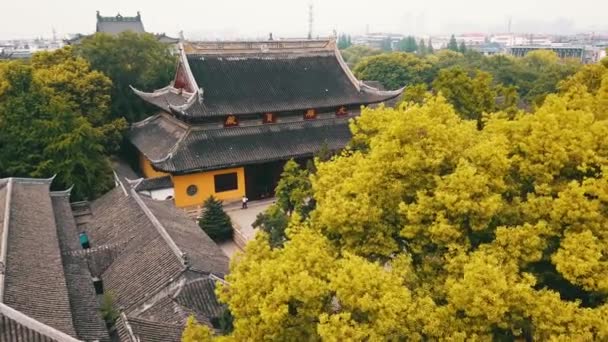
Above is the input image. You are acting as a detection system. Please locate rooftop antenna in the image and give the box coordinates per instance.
[307,2,314,39]
[507,17,512,34]
[52,27,57,42]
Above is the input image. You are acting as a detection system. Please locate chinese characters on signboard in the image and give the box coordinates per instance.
[336,106,349,117]
[262,112,276,124]
[224,115,239,127]
[304,108,317,120]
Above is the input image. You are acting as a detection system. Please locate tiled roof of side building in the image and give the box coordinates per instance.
[51,193,110,342]
[85,186,228,311]
[0,179,78,337]
[147,117,352,173]
[135,175,174,191]
[130,114,189,161]
[116,314,184,342]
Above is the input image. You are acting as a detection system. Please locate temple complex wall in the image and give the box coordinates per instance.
[172,167,245,207]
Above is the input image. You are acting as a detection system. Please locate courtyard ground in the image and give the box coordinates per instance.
[218,197,275,258]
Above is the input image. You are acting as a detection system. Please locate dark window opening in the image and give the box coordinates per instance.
[187,185,198,196]
[92,277,104,295]
[214,173,238,192]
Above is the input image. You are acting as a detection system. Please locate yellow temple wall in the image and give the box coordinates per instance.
[139,154,169,179]
[172,167,246,207]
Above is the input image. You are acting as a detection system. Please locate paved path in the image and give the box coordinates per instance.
[221,198,275,258]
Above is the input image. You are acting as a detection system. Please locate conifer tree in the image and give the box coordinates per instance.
[198,196,233,242]
[447,34,459,52]
[418,39,427,55]
[459,41,467,53]
[427,38,434,53]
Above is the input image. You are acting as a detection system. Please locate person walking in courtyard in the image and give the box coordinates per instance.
[242,195,248,209]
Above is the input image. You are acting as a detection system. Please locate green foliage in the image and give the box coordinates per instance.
[339,45,382,67]
[75,32,175,123]
[447,34,459,52]
[0,52,122,200]
[418,39,427,55]
[337,34,352,50]
[396,36,418,53]
[253,204,289,248]
[199,196,233,242]
[459,41,467,54]
[275,160,313,216]
[100,291,119,326]
[432,67,497,124]
[380,37,393,52]
[427,38,434,54]
[354,52,434,89]
[182,316,213,342]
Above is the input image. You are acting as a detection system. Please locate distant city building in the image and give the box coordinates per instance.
[96,11,145,35]
[352,33,404,50]
[509,45,585,61]
[455,33,487,46]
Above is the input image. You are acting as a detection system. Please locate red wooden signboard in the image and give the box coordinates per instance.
[224,115,239,127]
[336,106,349,117]
[304,108,317,120]
[262,112,276,124]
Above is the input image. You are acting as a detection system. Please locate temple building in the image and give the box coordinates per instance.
[129,38,403,209]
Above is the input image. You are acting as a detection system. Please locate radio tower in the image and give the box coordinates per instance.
[307,2,313,39]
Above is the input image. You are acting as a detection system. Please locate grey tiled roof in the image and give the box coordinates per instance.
[96,13,145,35]
[139,117,352,173]
[141,198,229,275]
[181,53,399,117]
[2,180,77,337]
[52,194,110,342]
[130,115,188,161]
[86,186,228,311]
[116,315,184,342]
[135,175,173,191]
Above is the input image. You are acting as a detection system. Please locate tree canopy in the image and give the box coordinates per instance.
[213,63,608,340]
[0,48,125,200]
[353,52,434,90]
[74,32,175,122]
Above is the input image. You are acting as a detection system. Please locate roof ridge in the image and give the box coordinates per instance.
[129,188,188,268]
[0,303,82,342]
[0,178,13,302]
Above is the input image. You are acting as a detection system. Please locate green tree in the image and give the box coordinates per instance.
[427,38,434,54]
[380,37,393,52]
[337,34,351,50]
[339,45,383,67]
[354,52,434,89]
[0,58,119,200]
[75,32,175,123]
[459,41,467,53]
[275,160,313,215]
[198,196,233,242]
[432,67,497,124]
[397,36,418,53]
[100,291,119,326]
[447,34,459,52]
[253,204,289,248]
[418,39,427,55]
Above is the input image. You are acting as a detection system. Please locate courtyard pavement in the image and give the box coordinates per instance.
[219,198,275,258]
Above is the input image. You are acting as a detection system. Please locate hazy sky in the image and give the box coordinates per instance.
[1,0,607,40]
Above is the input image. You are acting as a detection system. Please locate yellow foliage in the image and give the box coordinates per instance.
[181,316,213,342]
[216,72,608,340]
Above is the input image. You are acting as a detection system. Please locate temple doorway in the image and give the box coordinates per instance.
[244,161,286,200]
